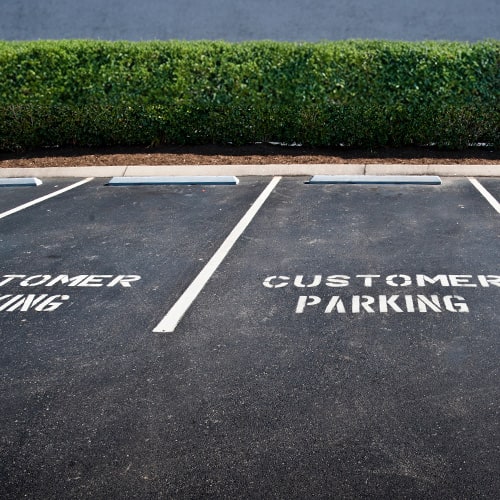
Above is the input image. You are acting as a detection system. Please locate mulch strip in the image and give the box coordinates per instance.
[1,144,498,168]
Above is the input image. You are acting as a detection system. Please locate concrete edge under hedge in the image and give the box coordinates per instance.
[0,164,498,178]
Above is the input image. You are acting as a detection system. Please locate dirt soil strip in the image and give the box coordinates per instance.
[1,144,498,168]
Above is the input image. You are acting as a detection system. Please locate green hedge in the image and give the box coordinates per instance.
[0,40,498,151]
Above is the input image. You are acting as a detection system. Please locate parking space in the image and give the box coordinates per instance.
[0,176,498,498]
[0,178,86,214]
[0,176,269,333]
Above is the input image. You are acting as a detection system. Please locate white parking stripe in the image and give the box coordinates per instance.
[468,178,500,214]
[153,176,282,333]
[0,178,94,220]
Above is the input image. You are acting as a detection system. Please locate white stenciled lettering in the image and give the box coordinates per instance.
[35,295,69,312]
[416,295,442,312]
[45,275,89,287]
[443,295,469,312]
[77,275,113,287]
[379,295,404,313]
[263,276,290,288]
[0,274,142,287]
[356,275,380,287]
[0,294,69,312]
[386,274,412,287]
[325,275,350,287]
[0,275,26,286]
[0,295,23,311]
[20,275,52,286]
[404,295,416,312]
[352,295,376,313]
[263,271,496,316]
[448,275,477,287]
[3,294,51,312]
[477,275,500,287]
[292,294,471,314]
[295,295,321,313]
[106,275,142,287]
[416,274,450,287]
[0,273,141,314]
[324,296,346,313]
[294,275,322,288]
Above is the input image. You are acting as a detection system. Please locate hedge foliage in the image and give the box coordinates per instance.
[0,40,498,150]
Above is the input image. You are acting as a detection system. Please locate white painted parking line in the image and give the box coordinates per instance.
[468,178,500,214]
[0,178,94,220]
[108,176,239,185]
[0,178,42,187]
[153,176,282,333]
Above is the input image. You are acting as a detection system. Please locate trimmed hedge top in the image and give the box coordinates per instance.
[0,40,498,150]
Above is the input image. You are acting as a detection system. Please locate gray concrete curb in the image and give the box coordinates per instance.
[0,164,498,178]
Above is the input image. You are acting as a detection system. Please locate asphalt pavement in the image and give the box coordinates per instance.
[0,176,499,498]
[2,0,499,41]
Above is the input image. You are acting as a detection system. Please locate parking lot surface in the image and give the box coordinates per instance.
[0,176,498,498]
[2,0,499,41]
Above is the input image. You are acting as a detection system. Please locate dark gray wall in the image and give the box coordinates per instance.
[1,0,499,41]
